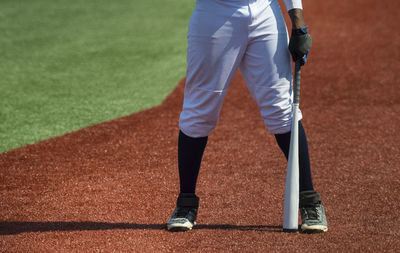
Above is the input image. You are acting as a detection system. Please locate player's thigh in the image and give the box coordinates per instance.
[186,1,248,92]
[241,0,292,87]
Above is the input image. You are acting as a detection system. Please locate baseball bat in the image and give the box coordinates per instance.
[283,61,301,232]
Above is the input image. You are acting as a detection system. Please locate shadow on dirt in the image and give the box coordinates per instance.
[196,224,283,232]
[0,222,283,235]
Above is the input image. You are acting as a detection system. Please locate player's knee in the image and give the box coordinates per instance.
[263,107,302,135]
[267,120,292,134]
[179,116,217,138]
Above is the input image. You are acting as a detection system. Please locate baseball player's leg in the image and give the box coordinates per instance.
[178,0,248,193]
[240,0,326,233]
[168,0,249,231]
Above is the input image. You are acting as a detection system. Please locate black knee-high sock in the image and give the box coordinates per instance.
[274,121,314,192]
[178,130,208,194]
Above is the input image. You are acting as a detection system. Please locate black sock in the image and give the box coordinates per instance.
[274,121,314,192]
[178,130,208,194]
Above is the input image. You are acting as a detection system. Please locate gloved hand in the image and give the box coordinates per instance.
[288,26,312,65]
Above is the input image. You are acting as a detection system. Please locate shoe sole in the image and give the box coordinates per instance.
[301,224,328,233]
[167,221,195,232]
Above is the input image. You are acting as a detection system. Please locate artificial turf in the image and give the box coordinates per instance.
[0,0,194,153]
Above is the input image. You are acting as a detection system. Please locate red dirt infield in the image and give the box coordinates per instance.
[1,0,399,252]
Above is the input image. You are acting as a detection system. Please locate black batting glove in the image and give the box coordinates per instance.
[289,26,312,65]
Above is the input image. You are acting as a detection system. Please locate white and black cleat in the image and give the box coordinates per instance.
[167,193,199,232]
[299,190,328,233]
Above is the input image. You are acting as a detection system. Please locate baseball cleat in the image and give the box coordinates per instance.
[299,190,328,233]
[167,193,199,232]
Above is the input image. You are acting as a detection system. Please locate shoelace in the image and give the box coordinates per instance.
[304,205,319,220]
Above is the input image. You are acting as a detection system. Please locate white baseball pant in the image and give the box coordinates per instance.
[179,0,302,137]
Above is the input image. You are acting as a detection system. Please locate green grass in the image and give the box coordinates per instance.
[0,0,195,153]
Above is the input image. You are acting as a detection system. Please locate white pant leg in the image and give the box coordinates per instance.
[240,0,302,134]
[179,0,249,138]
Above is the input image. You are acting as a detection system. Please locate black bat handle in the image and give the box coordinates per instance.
[293,61,301,105]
